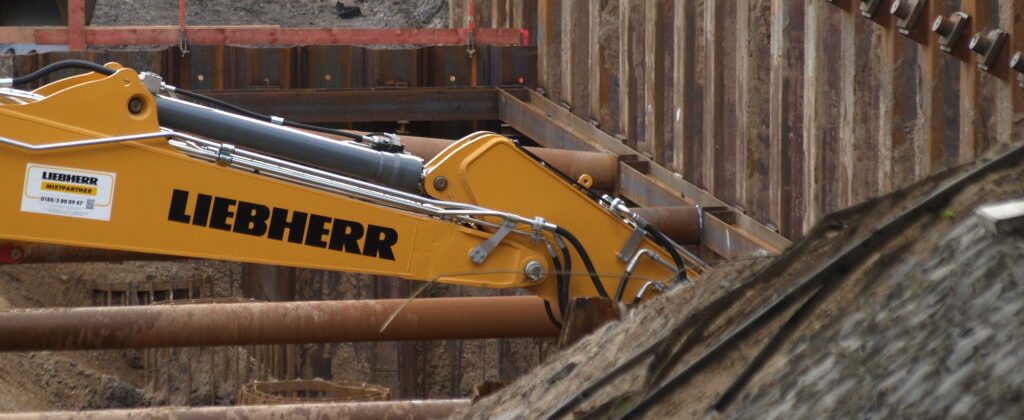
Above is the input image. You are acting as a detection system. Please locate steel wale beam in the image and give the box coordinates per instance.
[201,88,503,123]
[497,88,791,258]
[0,400,471,420]
[25,26,526,46]
[0,296,559,351]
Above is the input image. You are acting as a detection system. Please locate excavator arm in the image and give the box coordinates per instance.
[0,61,702,314]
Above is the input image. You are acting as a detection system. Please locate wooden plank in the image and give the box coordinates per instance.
[559,0,573,105]
[643,1,661,159]
[589,0,621,135]
[958,0,983,163]
[568,0,591,120]
[450,0,468,28]
[921,0,962,175]
[769,1,807,238]
[848,7,886,204]
[736,0,772,224]
[622,0,646,148]
[677,0,708,189]
[801,2,837,232]
[1010,0,1024,143]
[536,0,563,100]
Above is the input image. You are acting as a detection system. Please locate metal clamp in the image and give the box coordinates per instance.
[970,28,1008,72]
[1011,52,1024,88]
[932,12,969,53]
[216,143,236,166]
[363,133,405,153]
[890,0,926,35]
[859,0,883,18]
[469,218,518,264]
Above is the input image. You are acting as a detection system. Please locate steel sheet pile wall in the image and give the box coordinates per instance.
[486,0,1022,239]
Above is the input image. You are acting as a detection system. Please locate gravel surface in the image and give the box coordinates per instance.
[458,143,1024,419]
[91,0,448,28]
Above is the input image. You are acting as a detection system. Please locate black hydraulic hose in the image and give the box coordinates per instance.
[646,225,686,273]
[543,300,563,329]
[555,227,610,299]
[558,241,572,318]
[11,60,115,85]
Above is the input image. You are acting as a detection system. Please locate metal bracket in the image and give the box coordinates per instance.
[932,12,969,53]
[859,0,883,18]
[617,227,646,262]
[890,0,926,35]
[216,143,236,166]
[970,28,1008,72]
[470,218,517,264]
[1012,52,1024,88]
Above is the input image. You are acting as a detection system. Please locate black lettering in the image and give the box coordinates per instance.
[167,189,192,223]
[362,224,398,260]
[304,214,332,248]
[192,194,213,227]
[209,197,237,231]
[268,208,307,244]
[232,201,270,236]
[328,219,364,254]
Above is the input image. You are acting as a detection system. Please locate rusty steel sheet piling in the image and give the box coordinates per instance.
[0,296,559,351]
[0,399,471,420]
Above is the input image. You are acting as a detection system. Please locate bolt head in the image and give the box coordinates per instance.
[969,33,983,51]
[8,248,22,261]
[432,176,448,191]
[1012,52,1024,72]
[128,97,144,114]
[524,260,545,282]
[890,1,902,15]
[932,16,944,32]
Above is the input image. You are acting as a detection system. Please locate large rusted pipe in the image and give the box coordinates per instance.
[0,400,470,420]
[309,130,619,190]
[0,296,559,351]
[631,206,702,245]
[0,241,180,264]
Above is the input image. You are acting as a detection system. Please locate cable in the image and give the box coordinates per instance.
[554,227,610,299]
[12,60,115,85]
[543,300,563,329]
[558,239,572,318]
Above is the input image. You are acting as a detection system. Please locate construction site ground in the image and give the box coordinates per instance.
[3,1,1024,418]
[457,142,1024,419]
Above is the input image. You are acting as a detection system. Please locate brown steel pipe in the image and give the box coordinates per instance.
[632,206,702,245]
[0,296,559,351]
[0,400,470,420]
[0,241,179,264]
[309,130,619,191]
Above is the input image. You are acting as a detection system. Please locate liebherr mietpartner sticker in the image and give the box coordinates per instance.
[21,163,116,221]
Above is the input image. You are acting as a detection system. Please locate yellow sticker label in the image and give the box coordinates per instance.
[41,181,98,196]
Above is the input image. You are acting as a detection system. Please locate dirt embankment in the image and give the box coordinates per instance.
[459,142,1024,419]
[90,0,448,29]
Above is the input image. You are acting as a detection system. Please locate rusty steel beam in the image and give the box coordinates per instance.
[202,88,504,123]
[27,26,525,47]
[631,206,701,246]
[0,242,179,264]
[0,400,470,420]
[497,88,791,257]
[0,296,559,351]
